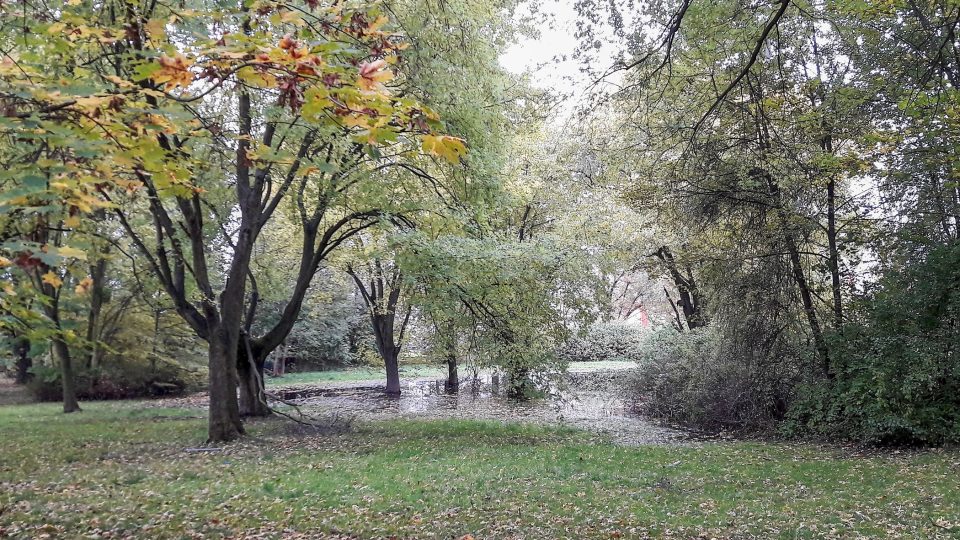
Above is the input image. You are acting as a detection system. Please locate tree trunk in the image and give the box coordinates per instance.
[761,163,832,378]
[826,176,843,330]
[655,247,707,330]
[439,321,458,393]
[207,325,244,442]
[276,347,286,377]
[13,337,32,385]
[445,354,459,393]
[237,343,270,417]
[384,350,401,395]
[85,255,108,369]
[51,337,81,413]
[370,313,402,395]
[785,234,831,377]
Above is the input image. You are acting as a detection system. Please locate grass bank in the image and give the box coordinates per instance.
[1,402,958,539]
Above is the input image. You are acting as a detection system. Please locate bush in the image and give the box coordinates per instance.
[561,321,647,363]
[27,355,203,401]
[786,243,960,445]
[630,326,799,433]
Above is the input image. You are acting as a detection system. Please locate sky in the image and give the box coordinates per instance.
[496,0,632,118]
[498,0,583,86]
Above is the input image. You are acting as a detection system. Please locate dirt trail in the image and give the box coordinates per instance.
[0,378,33,406]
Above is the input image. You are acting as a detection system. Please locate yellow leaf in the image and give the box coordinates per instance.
[0,256,11,268]
[422,135,467,164]
[368,15,390,32]
[343,114,373,128]
[42,271,63,289]
[75,276,93,295]
[152,54,193,89]
[104,75,134,88]
[145,18,167,41]
[58,246,87,260]
[64,215,81,228]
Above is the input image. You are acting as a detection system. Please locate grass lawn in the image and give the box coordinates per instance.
[1,402,959,539]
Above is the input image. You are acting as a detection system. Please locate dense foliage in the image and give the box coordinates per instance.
[2,0,958,446]
[788,242,960,444]
[562,322,648,364]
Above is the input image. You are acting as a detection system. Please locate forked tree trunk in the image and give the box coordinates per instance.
[207,325,244,442]
[237,345,270,417]
[51,337,81,413]
[349,263,408,396]
[655,247,707,330]
[370,312,403,395]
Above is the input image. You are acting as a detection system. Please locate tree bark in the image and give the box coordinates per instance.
[826,176,843,330]
[384,350,401,395]
[85,255,108,369]
[207,323,244,442]
[13,337,31,385]
[655,246,707,330]
[51,337,81,413]
[785,234,831,377]
[444,351,458,393]
[237,342,270,417]
[349,262,408,396]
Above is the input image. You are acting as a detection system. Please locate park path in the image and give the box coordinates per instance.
[0,377,32,406]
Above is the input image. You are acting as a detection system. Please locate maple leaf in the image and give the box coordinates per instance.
[41,271,63,288]
[422,135,467,163]
[152,54,193,90]
[58,246,87,260]
[358,60,393,92]
[278,35,297,50]
[74,276,94,295]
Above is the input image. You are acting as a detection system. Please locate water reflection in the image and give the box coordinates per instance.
[276,369,693,445]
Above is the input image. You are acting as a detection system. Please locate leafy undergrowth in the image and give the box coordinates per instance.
[1,402,958,539]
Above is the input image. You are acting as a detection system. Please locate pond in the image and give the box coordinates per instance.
[276,363,697,446]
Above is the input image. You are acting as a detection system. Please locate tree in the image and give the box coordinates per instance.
[2,0,464,440]
[347,254,409,395]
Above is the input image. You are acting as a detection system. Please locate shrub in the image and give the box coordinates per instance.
[561,321,647,363]
[786,242,960,445]
[630,326,799,433]
[27,355,203,401]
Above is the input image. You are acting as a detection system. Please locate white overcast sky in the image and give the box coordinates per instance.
[496,0,631,116]
[498,0,583,85]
